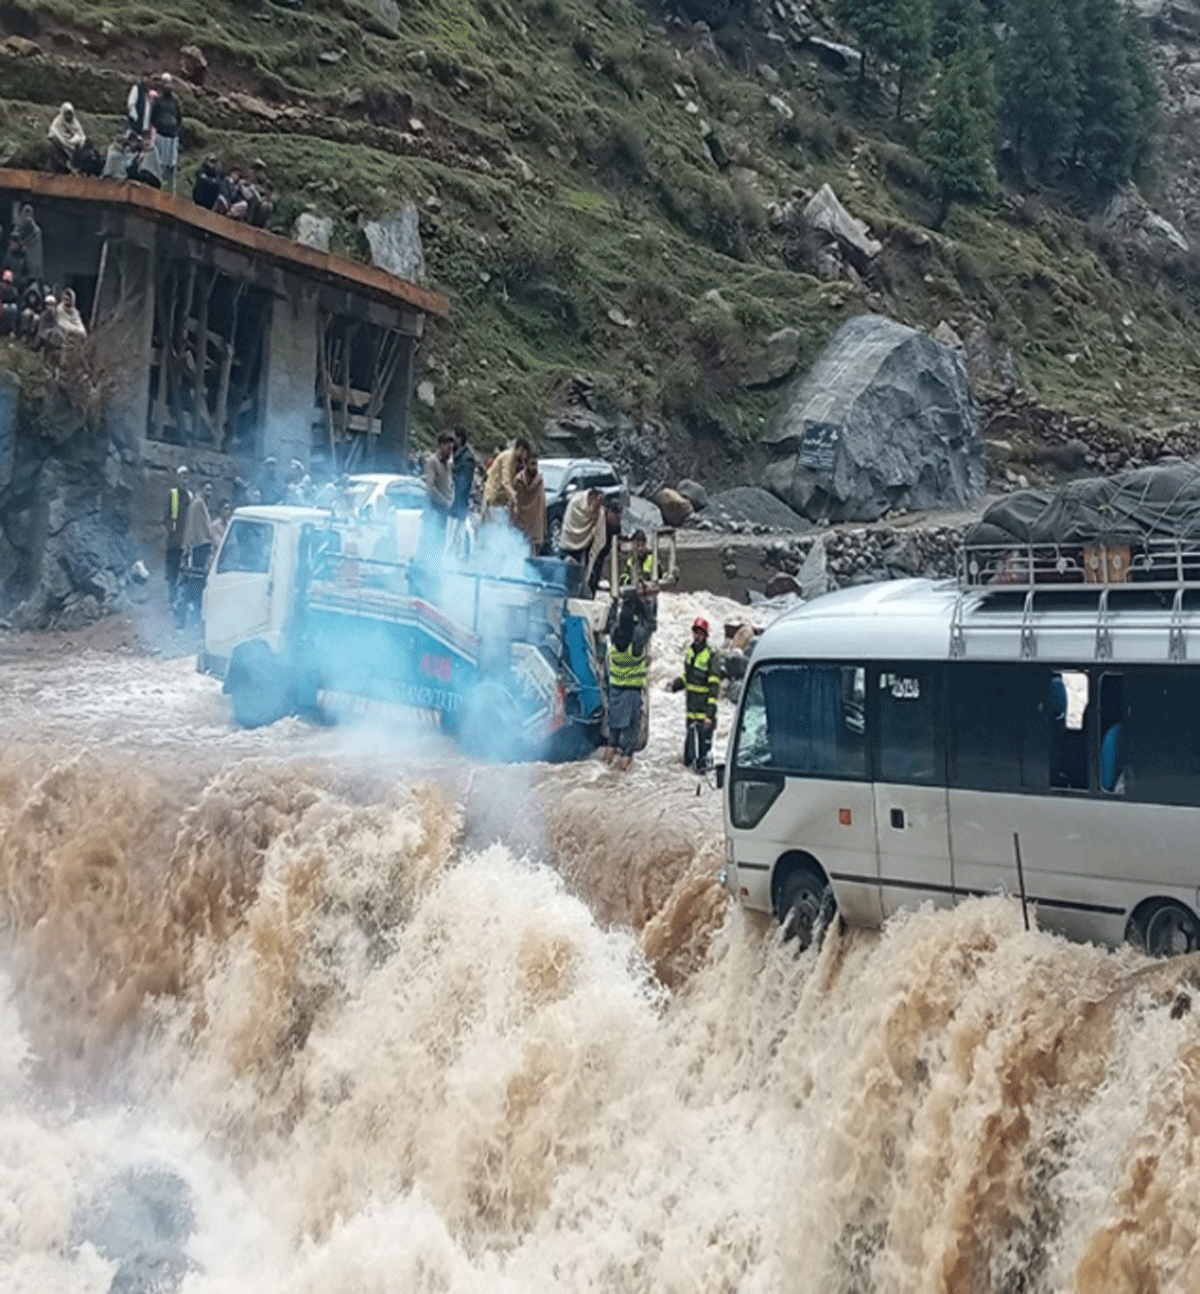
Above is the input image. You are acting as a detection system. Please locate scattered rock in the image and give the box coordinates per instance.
[676,478,709,510]
[767,94,794,122]
[757,62,781,85]
[744,326,801,388]
[803,183,882,268]
[798,534,828,599]
[764,314,984,523]
[365,0,401,28]
[179,44,207,85]
[655,487,694,527]
[363,202,427,284]
[407,48,430,71]
[626,495,664,533]
[804,36,863,73]
[606,305,636,328]
[416,379,436,408]
[341,86,365,109]
[703,486,808,532]
[2,35,40,57]
[765,571,802,598]
[1101,184,1190,260]
[293,212,333,251]
[318,48,344,64]
[702,125,729,169]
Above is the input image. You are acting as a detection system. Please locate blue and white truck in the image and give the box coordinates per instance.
[198,503,669,761]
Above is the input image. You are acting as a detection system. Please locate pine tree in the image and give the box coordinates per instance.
[888,0,933,118]
[999,0,1077,181]
[1074,0,1139,191]
[1121,3,1159,182]
[932,0,997,125]
[922,53,995,227]
[835,0,932,114]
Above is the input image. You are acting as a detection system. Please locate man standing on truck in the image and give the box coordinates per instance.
[482,436,530,519]
[669,616,721,771]
[164,465,190,601]
[449,425,476,554]
[421,431,455,562]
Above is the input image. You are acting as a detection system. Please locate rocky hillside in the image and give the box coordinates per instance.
[2,0,1200,494]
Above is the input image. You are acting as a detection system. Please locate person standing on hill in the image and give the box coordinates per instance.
[126,72,152,136]
[669,616,722,771]
[164,465,191,601]
[150,73,181,194]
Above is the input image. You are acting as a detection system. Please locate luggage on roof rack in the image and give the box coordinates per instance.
[958,462,1200,592]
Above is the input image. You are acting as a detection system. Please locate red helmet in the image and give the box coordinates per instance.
[692,616,709,634]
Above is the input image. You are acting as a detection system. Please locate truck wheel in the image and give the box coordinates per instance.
[228,645,289,729]
[1130,899,1200,958]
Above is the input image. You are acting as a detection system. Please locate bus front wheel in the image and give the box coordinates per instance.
[777,866,835,952]
[1130,899,1200,959]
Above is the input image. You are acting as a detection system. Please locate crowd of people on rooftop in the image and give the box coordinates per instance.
[0,203,87,351]
[42,75,274,229]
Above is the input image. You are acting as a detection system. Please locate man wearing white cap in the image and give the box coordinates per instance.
[150,73,182,193]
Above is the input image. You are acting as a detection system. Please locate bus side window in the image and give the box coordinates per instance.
[874,665,943,785]
[1098,673,1125,795]
[1049,670,1089,791]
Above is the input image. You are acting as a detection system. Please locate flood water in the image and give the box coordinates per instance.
[1,592,1198,1293]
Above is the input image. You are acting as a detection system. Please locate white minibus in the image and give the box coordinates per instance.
[720,541,1200,957]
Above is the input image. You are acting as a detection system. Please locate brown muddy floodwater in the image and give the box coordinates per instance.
[0,592,1198,1293]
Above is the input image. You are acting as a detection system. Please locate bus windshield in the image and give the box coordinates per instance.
[734,664,866,778]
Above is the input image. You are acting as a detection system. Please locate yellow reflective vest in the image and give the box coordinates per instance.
[609,641,648,690]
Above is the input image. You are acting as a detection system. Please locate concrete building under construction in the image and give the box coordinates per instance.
[0,169,448,478]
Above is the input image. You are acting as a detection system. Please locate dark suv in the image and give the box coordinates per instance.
[541,457,628,550]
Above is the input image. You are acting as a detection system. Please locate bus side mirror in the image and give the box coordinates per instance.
[715,763,726,789]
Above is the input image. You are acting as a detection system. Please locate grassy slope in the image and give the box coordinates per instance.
[2,0,1200,480]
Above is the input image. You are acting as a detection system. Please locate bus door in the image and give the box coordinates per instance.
[871,663,954,915]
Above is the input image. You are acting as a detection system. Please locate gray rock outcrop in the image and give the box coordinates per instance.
[803,184,882,269]
[363,202,426,284]
[1101,185,1190,260]
[764,314,984,523]
[294,212,333,251]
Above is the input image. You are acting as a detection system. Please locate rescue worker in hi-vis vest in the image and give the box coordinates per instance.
[604,590,653,771]
[163,464,191,598]
[622,530,655,586]
[669,616,722,771]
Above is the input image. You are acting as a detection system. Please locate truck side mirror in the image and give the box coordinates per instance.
[715,763,726,789]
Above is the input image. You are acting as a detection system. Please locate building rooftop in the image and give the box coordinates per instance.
[0,168,449,319]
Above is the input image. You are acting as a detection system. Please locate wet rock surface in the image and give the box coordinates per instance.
[72,1168,196,1294]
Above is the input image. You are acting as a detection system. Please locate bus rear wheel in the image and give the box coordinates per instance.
[778,867,836,952]
[1132,899,1200,959]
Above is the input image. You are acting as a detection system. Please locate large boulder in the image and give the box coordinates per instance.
[764,314,984,523]
[363,202,426,284]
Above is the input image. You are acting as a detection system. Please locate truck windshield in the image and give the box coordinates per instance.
[216,519,273,575]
